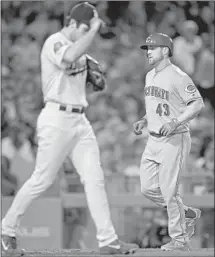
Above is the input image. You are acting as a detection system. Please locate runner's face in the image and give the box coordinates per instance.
[146,46,164,65]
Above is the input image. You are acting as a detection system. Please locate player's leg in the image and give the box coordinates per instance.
[69,135,117,245]
[140,138,191,211]
[1,124,73,250]
[68,119,138,254]
[140,159,191,213]
[140,136,169,207]
[159,133,191,250]
[141,136,199,247]
[140,157,166,207]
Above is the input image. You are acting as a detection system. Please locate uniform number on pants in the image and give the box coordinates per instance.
[156,103,170,116]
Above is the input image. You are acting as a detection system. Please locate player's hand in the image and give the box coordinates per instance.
[90,17,105,31]
[159,118,179,136]
[133,119,147,135]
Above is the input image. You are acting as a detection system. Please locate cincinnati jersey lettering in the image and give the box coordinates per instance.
[144,86,169,101]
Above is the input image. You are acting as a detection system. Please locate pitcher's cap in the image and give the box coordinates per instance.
[66,2,98,25]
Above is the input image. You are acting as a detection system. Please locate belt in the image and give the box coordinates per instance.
[46,102,85,114]
[59,104,85,114]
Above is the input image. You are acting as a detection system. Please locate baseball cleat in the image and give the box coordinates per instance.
[1,235,25,256]
[99,239,139,254]
[161,239,191,251]
[185,207,201,239]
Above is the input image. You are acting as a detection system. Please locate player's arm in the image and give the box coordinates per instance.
[45,18,103,69]
[140,113,147,121]
[175,75,205,125]
[133,75,148,135]
[159,75,204,136]
[175,98,204,126]
[63,18,102,64]
[160,98,204,136]
[139,73,148,121]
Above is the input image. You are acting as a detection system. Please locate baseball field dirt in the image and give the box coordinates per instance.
[2,248,214,257]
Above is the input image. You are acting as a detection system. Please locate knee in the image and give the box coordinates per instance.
[83,175,105,188]
[82,170,105,188]
[28,172,55,192]
[78,161,105,187]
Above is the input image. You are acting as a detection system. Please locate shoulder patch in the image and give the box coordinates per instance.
[185,84,196,93]
[54,42,63,53]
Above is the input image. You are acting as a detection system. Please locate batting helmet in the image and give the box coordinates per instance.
[140,33,173,57]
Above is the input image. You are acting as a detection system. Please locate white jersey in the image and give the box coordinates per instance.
[41,32,88,106]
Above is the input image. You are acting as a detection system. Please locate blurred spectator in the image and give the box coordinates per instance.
[199,6,214,34]
[133,209,169,248]
[1,30,12,68]
[144,1,169,25]
[63,208,87,249]
[199,136,213,159]
[201,209,214,247]
[25,12,50,44]
[1,125,24,161]
[147,210,169,248]
[1,156,18,196]
[194,32,215,109]
[9,33,40,72]
[1,106,10,138]
[204,141,214,173]
[1,124,36,184]
[155,4,186,38]
[105,1,130,27]
[173,20,202,76]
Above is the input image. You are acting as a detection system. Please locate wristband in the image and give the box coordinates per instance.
[141,116,147,121]
[172,118,180,127]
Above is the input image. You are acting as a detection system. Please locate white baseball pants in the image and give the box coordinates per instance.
[2,102,117,247]
[140,133,191,243]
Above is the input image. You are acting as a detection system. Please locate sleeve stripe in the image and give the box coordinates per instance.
[67,65,87,75]
[186,97,203,105]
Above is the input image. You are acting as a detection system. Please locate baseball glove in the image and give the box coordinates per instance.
[86,55,106,92]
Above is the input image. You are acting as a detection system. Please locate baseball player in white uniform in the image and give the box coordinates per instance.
[1,2,138,255]
[133,33,204,251]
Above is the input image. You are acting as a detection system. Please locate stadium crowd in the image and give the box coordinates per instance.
[1,0,214,249]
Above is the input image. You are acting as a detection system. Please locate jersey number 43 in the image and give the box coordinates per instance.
[156,103,170,116]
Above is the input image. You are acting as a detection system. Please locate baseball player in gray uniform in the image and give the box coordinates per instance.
[1,2,138,255]
[133,33,204,251]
